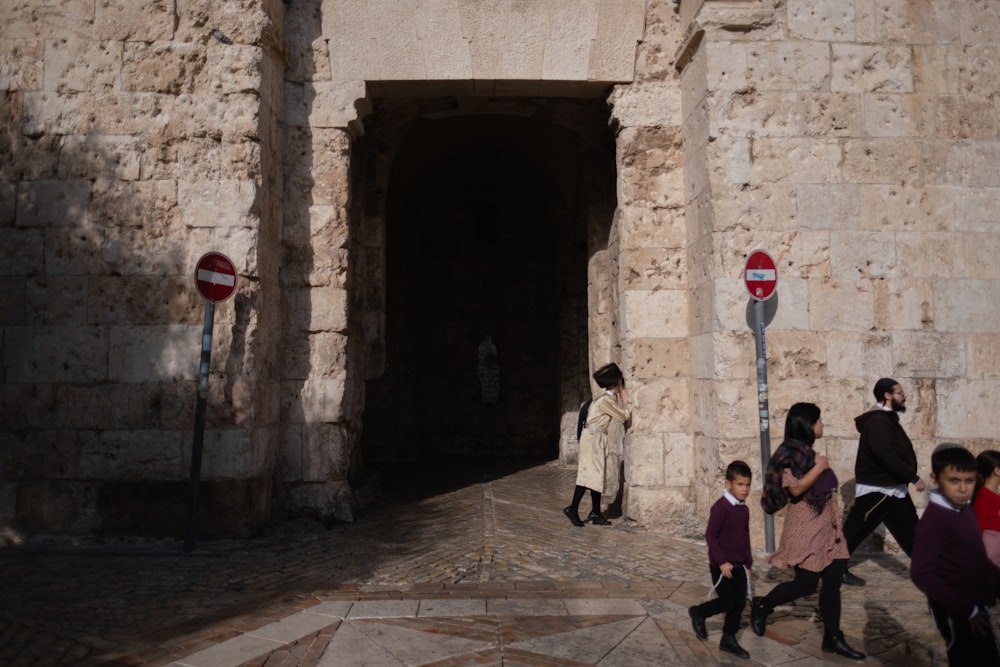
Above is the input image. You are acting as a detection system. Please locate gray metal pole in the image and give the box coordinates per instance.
[753,299,775,552]
[184,301,215,553]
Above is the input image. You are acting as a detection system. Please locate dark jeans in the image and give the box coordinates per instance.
[843,492,918,556]
[760,559,846,638]
[928,601,1000,666]
[692,564,748,634]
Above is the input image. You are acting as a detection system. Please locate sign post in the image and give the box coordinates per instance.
[744,250,778,552]
[185,252,238,553]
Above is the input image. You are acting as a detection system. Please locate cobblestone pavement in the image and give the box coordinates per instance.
[0,461,959,666]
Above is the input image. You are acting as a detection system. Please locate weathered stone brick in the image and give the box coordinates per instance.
[832,44,914,94]
[894,231,965,279]
[968,334,1000,379]
[123,43,206,95]
[0,39,43,91]
[25,276,87,325]
[829,230,895,279]
[44,38,122,94]
[0,0,95,40]
[745,41,830,92]
[796,184,861,230]
[893,331,966,379]
[0,228,43,276]
[873,279,934,331]
[787,0,855,41]
[936,280,1000,332]
[749,138,842,184]
[864,93,936,138]
[860,184,956,232]
[825,331,893,378]
[16,179,90,227]
[842,138,922,184]
[58,135,141,181]
[79,429,185,479]
[94,0,173,41]
[809,277,875,331]
[4,325,108,383]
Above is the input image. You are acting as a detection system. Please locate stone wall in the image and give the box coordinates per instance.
[673,0,1000,542]
[0,0,287,536]
[5,0,1000,543]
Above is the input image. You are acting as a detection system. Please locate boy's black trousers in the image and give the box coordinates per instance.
[692,565,748,635]
[929,601,1000,665]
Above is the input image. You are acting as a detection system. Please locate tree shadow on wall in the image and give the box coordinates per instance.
[0,85,258,540]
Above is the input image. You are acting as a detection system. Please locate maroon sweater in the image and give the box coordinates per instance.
[705,494,753,569]
[911,492,1000,617]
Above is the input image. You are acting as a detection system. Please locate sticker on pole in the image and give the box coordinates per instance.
[194,252,238,303]
[744,250,777,301]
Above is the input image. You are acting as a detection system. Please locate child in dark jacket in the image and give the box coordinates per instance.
[910,444,1000,665]
[688,460,753,660]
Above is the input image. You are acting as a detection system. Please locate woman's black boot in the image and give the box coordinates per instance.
[749,597,768,636]
[821,630,865,661]
[562,506,584,527]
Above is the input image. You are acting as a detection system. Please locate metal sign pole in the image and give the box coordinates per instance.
[184,301,215,553]
[753,299,775,553]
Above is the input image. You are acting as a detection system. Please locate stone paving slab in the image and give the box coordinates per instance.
[0,461,965,665]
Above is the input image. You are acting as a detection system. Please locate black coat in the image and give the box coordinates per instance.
[853,408,919,486]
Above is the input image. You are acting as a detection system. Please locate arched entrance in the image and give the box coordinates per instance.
[358,98,615,481]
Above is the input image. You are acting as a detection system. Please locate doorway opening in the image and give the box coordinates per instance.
[357,97,615,498]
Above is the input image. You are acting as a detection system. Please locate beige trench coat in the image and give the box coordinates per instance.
[575,392,632,493]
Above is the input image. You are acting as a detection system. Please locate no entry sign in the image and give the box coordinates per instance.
[744,250,778,301]
[194,252,238,303]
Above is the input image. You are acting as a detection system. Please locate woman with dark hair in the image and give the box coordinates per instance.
[752,402,865,661]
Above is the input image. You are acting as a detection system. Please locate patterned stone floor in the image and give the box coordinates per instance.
[0,461,965,665]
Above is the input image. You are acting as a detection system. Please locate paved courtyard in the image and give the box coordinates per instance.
[0,461,957,665]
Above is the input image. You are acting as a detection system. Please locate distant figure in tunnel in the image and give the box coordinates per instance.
[563,363,631,527]
[477,336,500,405]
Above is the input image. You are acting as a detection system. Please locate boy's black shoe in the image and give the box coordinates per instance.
[688,606,708,639]
[562,507,584,527]
[749,597,768,636]
[842,569,866,586]
[719,633,750,659]
[821,631,866,661]
[588,511,611,525]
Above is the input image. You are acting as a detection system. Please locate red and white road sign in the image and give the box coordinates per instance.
[744,250,778,301]
[194,252,238,303]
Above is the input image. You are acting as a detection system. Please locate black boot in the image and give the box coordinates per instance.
[719,632,750,659]
[822,630,865,661]
[562,506,584,527]
[688,606,707,640]
[588,511,611,525]
[749,596,768,637]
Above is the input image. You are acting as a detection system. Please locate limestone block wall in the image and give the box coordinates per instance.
[607,2,695,528]
[679,0,1000,544]
[0,0,286,536]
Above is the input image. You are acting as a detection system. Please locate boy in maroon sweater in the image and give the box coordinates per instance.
[911,444,1000,665]
[689,460,753,659]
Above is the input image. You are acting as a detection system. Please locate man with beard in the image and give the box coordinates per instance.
[841,378,927,587]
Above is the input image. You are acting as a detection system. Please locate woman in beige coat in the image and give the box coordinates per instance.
[564,363,632,526]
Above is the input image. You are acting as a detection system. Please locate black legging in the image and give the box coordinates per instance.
[570,485,601,514]
[760,559,847,638]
